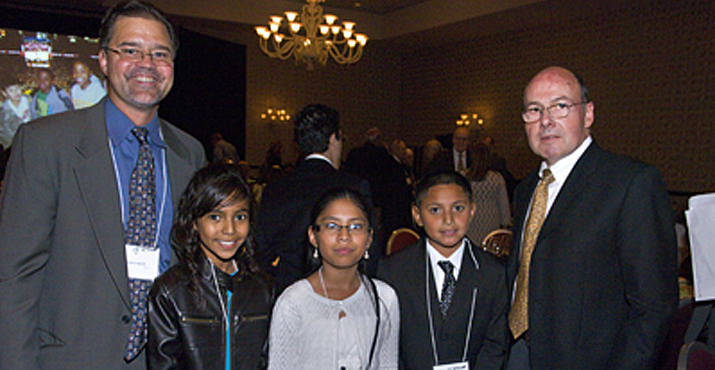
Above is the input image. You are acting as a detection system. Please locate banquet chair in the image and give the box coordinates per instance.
[677,341,715,370]
[386,227,420,255]
[480,228,512,258]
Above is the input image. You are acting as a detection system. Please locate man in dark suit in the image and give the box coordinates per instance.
[426,126,471,175]
[378,171,508,369]
[255,104,371,293]
[505,66,677,369]
[0,2,205,368]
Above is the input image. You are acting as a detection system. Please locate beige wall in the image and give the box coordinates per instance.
[180,0,713,192]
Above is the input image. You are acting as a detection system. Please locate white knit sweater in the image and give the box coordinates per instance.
[268,278,399,370]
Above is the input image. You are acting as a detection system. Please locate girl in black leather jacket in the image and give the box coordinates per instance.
[147,163,273,369]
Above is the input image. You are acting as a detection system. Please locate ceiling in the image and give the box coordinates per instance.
[1,0,546,40]
[287,0,430,14]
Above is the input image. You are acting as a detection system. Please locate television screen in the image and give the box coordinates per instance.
[0,27,106,148]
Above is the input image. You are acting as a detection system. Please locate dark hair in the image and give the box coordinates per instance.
[465,142,490,181]
[294,104,340,154]
[306,187,373,271]
[99,0,179,53]
[172,163,260,304]
[414,171,473,208]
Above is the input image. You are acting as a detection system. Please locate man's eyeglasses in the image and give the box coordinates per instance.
[522,101,587,123]
[103,46,173,66]
[315,222,368,236]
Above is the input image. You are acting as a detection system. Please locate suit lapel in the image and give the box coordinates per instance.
[159,120,196,208]
[509,173,539,281]
[538,143,601,243]
[72,103,130,308]
[159,121,198,266]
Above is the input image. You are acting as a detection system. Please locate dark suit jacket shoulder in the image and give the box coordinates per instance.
[507,141,677,369]
[378,239,507,370]
[0,101,204,369]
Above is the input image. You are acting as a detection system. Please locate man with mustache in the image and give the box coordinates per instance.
[0,1,205,368]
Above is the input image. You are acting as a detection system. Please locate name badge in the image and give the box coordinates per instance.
[125,244,160,281]
[434,362,469,370]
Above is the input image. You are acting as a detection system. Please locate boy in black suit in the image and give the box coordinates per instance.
[378,171,508,369]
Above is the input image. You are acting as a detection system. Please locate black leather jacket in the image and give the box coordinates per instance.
[147,257,273,369]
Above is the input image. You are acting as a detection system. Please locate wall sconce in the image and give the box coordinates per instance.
[455,113,483,126]
[261,107,291,122]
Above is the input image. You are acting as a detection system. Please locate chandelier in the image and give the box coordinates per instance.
[254,0,368,70]
[456,113,484,126]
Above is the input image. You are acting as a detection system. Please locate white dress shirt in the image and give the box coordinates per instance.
[426,238,465,301]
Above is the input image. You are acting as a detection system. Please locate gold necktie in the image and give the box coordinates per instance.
[509,169,554,339]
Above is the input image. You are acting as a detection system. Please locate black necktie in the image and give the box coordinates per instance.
[124,127,156,361]
[438,260,456,317]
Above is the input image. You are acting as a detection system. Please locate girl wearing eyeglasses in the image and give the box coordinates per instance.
[268,187,399,370]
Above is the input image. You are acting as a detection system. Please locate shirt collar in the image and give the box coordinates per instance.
[426,237,465,276]
[539,135,592,184]
[105,99,165,148]
[305,153,334,167]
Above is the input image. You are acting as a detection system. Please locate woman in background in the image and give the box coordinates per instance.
[465,143,511,244]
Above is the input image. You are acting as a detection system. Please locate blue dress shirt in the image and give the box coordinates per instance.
[105,99,173,273]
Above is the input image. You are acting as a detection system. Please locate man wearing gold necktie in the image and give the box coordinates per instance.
[505,66,677,370]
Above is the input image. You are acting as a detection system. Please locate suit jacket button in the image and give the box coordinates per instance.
[121,315,131,324]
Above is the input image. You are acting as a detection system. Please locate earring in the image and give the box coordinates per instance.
[364,249,369,260]
[313,247,319,259]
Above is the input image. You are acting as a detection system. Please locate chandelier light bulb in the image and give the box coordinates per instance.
[342,21,355,30]
[330,25,341,34]
[290,22,301,33]
[355,33,368,45]
[269,22,280,32]
[255,26,268,36]
[319,25,330,35]
[270,15,283,24]
[342,29,353,39]
[284,11,298,22]
[274,34,284,43]
[324,14,337,25]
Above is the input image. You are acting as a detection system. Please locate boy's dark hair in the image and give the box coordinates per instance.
[293,104,340,154]
[172,163,260,304]
[99,0,179,53]
[414,171,473,207]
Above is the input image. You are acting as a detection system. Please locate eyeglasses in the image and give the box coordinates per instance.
[103,46,174,66]
[315,221,368,236]
[522,101,587,123]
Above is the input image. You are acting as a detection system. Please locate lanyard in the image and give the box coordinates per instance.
[108,133,169,249]
[425,239,479,365]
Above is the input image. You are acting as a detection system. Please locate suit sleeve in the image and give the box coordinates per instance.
[607,165,678,368]
[147,284,181,369]
[475,263,508,370]
[0,125,56,369]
